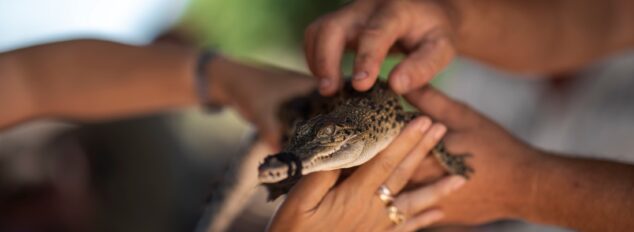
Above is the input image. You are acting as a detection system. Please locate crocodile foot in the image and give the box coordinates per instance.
[432,140,474,178]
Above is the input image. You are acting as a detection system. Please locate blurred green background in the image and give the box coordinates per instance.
[183,0,343,69]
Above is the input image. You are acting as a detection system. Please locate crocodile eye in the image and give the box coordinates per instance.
[318,124,336,137]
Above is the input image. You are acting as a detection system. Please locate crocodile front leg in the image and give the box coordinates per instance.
[399,112,475,178]
[432,140,474,178]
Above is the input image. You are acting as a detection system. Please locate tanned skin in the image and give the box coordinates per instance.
[305,0,634,95]
[296,0,634,231]
[0,40,315,146]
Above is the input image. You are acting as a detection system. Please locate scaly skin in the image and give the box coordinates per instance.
[258,81,473,200]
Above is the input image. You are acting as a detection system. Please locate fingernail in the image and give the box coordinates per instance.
[448,176,466,191]
[397,75,410,92]
[353,71,368,80]
[431,124,447,139]
[320,79,331,89]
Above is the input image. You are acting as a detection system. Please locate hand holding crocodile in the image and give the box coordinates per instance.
[267,117,463,232]
[399,87,548,229]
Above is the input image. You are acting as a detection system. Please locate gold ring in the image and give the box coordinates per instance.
[387,205,406,225]
[377,185,395,205]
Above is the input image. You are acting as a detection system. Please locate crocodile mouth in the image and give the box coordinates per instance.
[258,136,362,183]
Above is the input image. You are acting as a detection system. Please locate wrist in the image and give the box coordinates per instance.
[502,146,552,220]
[0,54,42,126]
[518,151,572,225]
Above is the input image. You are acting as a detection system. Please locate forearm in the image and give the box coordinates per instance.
[0,40,232,129]
[0,53,38,127]
[525,153,634,231]
[448,0,634,73]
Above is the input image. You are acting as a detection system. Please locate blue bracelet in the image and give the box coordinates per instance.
[195,49,223,112]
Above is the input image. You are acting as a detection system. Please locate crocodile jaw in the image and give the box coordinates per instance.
[258,139,364,184]
[340,131,397,169]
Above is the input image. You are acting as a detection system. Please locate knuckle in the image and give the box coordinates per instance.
[414,59,437,80]
[313,56,331,77]
[360,27,385,41]
[321,19,341,32]
[355,52,377,66]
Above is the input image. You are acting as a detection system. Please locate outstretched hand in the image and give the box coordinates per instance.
[305,0,457,95]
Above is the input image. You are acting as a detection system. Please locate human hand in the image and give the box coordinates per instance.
[394,87,544,229]
[305,0,457,95]
[207,57,317,149]
[267,117,465,232]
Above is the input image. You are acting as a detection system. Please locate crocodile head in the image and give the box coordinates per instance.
[258,112,372,184]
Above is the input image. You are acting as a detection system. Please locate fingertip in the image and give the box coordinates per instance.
[389,72,411,94]
[351,75,376,92]
[429,123,447,139]
[352,71,368,81]
[419,117,432,132]
[289,169,341,210]
[407,116,431,134]
[402,209,444,232]
[318,78,338,96]
[425,209,445,222]
[446,175,466,192]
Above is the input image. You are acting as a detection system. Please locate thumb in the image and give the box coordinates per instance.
[285,169,341,212]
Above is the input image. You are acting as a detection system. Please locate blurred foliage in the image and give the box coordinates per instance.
[181,0,342,68]
[181,0,451,82]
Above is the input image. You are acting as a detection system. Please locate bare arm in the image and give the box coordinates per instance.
[0,40,316,146]
[306,0,634,95]
[527,153,634,231]
[453,0,634,73]
[0,40,206,128]
[402,88,634,231]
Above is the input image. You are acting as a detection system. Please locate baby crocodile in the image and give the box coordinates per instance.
[258,81,473,200]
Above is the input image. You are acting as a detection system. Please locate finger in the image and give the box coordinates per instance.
[390,209,444,232]
[404,87,475,129]
[304,21,319,76]
[352,8,403,91]
[389,37,454,94]
[285,169,341,212]
[311,20,347,96]
[383,122,447,194]
[409,155,445,184]
[344,117,431,192]
[393,175,465,216]
[259,116,282,151]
